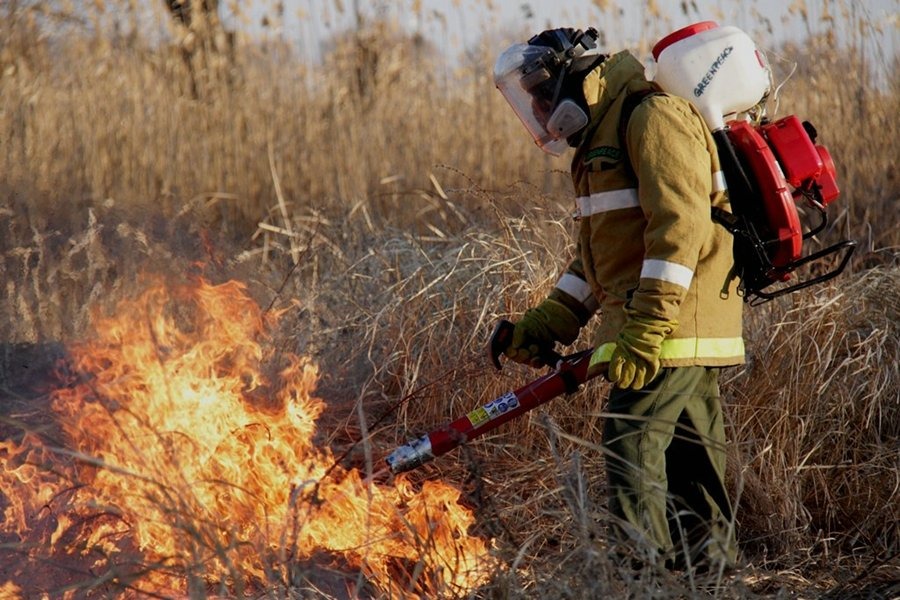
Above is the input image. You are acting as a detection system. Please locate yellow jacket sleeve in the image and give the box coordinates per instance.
[624,95,714,326]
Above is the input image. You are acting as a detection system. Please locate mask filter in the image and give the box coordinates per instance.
[546,99,589,139]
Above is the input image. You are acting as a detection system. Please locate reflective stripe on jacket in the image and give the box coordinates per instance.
[566,51,744,368]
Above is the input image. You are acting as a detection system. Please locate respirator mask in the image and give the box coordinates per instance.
[493,28,602,156]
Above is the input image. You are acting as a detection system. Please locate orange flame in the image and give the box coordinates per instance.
[0,277,495,597]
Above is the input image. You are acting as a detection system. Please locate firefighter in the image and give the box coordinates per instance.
[492,28,743,571]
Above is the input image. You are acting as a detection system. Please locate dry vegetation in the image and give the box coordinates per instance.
[1,0,898,598]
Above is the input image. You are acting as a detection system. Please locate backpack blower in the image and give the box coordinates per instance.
[652,21,856,304]
[386,22,858,473]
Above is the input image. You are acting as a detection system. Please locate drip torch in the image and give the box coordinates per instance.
[385,320,600,474]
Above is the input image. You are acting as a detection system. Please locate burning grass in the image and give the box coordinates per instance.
[0,276,497,598]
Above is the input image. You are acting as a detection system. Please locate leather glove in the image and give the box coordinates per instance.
[607,314,673,390]
[504,297,582,367]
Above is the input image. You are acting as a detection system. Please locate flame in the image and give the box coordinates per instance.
[0,277,495,597]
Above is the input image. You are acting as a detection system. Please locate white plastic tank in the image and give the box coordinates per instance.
[652,22,771,131]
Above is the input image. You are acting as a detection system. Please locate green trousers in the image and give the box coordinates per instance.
[603,366,736,569]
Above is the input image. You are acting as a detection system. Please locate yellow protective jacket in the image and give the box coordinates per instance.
[556,51,744,368]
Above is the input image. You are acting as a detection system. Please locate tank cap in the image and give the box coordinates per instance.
[652,21,719,61]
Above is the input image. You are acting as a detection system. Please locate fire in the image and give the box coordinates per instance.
[0,277,495,598]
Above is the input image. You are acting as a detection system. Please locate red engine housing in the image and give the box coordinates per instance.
[726,120,801,273]
[725,115,840,276]
[762,115,840,204]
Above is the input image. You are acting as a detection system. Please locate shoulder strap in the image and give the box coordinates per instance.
[617,89,662,179]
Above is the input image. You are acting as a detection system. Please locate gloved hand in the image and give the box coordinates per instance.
[607,314,673,390]
[504,297,582,367]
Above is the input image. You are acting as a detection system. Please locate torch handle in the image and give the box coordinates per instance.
[386,349,597,473]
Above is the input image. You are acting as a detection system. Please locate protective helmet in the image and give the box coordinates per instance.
[494,28,603,156]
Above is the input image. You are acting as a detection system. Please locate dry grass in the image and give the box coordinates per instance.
[732,267,900,555]
[1,0,899,598]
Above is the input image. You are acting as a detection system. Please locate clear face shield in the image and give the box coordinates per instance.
[494,29,598,156]
[493,43,572,156]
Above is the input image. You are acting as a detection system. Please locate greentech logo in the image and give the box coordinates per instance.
[584,146,622,164]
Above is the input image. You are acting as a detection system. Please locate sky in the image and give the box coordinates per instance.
[233,0,897,79]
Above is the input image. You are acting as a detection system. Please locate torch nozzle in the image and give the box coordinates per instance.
[384,434,434,474]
